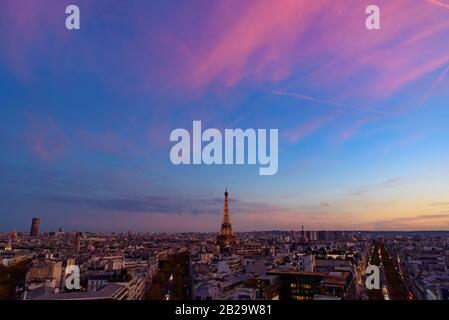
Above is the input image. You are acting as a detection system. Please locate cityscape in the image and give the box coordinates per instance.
[1,188,449,301]
[1,0,449,307]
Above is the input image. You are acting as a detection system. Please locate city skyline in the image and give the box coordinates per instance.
[1,0,449,232]
[4,213,449,234]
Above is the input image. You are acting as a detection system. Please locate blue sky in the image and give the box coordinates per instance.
[1,0,449,232]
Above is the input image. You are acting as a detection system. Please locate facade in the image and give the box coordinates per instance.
[297,254,315,272]
[26,268,149,300]
[26,260,63,289]
[267,269,327,300]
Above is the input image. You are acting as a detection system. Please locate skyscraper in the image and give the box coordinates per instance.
[217,188,236,245]
[10,229,18,241]
[30,217,40,237]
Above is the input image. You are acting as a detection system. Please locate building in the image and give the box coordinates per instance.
[243,259,266,275]
[30,217,40,237]
[297,254,315,272]
[217,188,237,246]
[300,226,307,242]
[219,287,257,300]
[316,231,337,241]
[267,269,327,300]
[305,231,317,241]
[244,276,280,300]
[26,260,63,289]
[320,271,352,299]
[10,229,18,241]
[26,270,149,300]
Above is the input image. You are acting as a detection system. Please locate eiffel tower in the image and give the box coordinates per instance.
[217,188,236,245]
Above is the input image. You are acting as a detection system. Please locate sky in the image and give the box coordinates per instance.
[1,0,449,232]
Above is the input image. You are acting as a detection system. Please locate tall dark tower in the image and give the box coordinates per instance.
[30,217,40,237]
[217,188,236,245]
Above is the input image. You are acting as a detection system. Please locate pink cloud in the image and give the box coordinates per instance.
[426,0,449,9]
[283,111,340,144]
[271,90,395,116]
[340,118,370,140]
[370,53,449,96]
[172,0,449,100]
[4,0,449,106]
[24,112,67,161]
[422,63,449,104]
[182,0,324,89]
